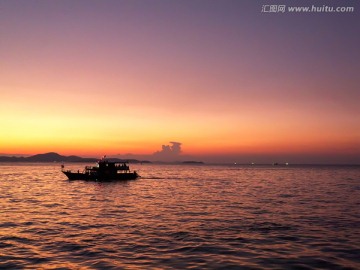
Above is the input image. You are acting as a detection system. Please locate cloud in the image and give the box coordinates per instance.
[153,141,182,160]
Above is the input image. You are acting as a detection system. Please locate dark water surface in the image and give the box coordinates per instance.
[1,163,359,269]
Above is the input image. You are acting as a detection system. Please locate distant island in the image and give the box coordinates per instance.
[0,152,149,164]
[182,161,204,164]
[0,152,207,164]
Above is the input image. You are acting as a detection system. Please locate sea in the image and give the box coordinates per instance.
[0,163,359,269]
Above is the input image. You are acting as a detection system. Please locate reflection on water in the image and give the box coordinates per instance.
[0,163,359,269]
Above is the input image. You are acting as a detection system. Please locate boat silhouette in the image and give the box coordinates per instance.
[62,159,139,181]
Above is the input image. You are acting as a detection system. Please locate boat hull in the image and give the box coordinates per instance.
[62,171,139,181]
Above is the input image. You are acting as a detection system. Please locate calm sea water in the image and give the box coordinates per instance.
[0,163,359,269]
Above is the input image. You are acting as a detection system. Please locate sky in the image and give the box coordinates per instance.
[1,0,359,164]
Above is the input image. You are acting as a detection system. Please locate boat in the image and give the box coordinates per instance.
[61,159,139,181]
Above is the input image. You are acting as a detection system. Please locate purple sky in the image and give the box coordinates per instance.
[1,0,359,163]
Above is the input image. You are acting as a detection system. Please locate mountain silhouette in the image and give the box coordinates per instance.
[26,152,95,162]
[0,152,96,162]
[0,152,147,163]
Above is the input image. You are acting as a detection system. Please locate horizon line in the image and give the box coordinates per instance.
[0,152,359,166]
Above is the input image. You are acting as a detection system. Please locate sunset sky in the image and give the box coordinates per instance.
[1,0,359,163]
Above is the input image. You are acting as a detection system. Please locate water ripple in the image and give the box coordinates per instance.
[0,163,359,269]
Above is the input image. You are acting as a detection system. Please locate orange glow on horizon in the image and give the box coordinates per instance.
[1,1,359,163]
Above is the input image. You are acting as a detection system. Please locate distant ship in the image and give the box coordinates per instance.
[61,159,139,181]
